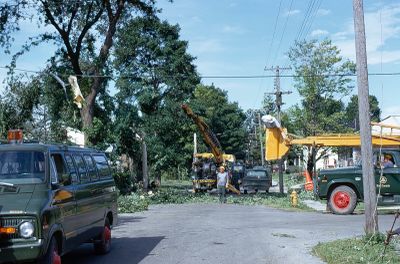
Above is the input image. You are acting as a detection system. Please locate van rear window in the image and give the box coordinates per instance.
[0,151,45,184]
[93,155,111,179]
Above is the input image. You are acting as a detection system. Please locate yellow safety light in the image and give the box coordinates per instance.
[7,129,23,144]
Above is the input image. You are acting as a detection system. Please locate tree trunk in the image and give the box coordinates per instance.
[80,81,98,143]
[306,147,315,177]
[142,141,149,192]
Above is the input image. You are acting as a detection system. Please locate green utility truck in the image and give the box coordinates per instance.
[317,149,400,214]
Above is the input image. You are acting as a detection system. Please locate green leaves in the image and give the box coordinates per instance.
[188,85,247,159]
[287,39,356,137]
[114,16,199,114]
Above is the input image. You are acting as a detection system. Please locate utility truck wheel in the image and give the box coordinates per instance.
[328,185,357,215]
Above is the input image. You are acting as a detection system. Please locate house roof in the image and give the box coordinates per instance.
[372,115,400,136]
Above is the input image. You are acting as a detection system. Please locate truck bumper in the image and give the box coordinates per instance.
[0,239,43,263]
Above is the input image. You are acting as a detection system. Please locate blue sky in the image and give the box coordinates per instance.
[1,0,400,118]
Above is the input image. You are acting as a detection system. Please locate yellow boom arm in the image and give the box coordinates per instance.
[265,123,400,161]
[182,104,224,165]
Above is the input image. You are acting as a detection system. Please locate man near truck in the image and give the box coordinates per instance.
[217,166,229,203]
[382,154,395,168]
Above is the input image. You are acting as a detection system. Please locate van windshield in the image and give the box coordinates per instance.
[0,151,46,184]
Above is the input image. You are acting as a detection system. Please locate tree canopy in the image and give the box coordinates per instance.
[187,84,247,159]
[0,0,159,134]
[287,39,356,137]
[287,39,356,174]
[345,94,381,131]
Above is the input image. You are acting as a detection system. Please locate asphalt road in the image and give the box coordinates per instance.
[63,204,396,264]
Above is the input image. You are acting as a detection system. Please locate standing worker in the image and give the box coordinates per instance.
[217,166,229,203]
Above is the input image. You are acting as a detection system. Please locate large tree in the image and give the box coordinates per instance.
[345,94,381,131]
[0,0,158,136]
[188,84,247,159]
[113,16,200,182]
[287,39,356,175]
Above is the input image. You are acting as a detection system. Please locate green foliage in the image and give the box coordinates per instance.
[0,0,158,139]
[114,16,199,113]
[116,180,313,213]
[118,193,149,213]
[313,234,400,264]
[113,172,138,195]
[0,74,44,138]
[287,39,356,137]
[113,16,200,180]
[188,84,247,159]
[286,39,356,174]
[345,95,381,131]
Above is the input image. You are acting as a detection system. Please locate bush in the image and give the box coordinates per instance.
[113,172,137,195]
[118,193,149,213]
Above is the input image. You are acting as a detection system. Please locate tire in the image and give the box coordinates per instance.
[94,218,112,255]
[40,236,61,264]
[328,185,357,215]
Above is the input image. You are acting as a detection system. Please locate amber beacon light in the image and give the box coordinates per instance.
[7,129,23,144]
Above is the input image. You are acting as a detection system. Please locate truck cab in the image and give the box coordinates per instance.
[317,148,400,214]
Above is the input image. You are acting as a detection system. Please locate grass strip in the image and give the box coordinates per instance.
[313,234,400,264]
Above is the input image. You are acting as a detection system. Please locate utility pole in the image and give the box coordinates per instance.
[353,0,378,234]
[266,66,292,194]
[193,133,198,158]
[258,112,265,166]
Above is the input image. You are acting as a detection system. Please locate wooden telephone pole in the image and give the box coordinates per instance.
[353,0,378,234]
[266,66,292,194]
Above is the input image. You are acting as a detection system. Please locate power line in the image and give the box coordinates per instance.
[303,0,323,39]
[295,0,316,42]
[2,66,400,79]
[264,0,283,68]
[253,0,284,110]
[271,0,294,66]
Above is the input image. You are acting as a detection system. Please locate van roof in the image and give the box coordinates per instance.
[0,143,101,153]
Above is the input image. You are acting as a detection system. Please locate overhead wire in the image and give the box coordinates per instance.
[264,0,283,68]
[303,0,323,39]
[252,0,284,110]
[295,0,316,42]
[2,66,400,80]
[271,0,294,66]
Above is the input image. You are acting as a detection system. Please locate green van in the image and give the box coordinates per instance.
[0,142,118,263]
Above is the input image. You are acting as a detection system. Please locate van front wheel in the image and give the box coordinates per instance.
[328,185,357,215]
[40,236,61,264]
[94,218,112,255]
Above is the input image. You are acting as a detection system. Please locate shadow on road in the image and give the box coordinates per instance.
[63,236,165,264]
[117,216,146,226]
